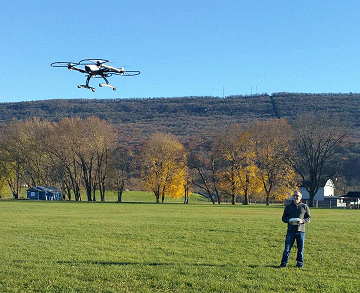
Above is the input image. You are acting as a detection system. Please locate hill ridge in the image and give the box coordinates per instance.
[1,92,359,141]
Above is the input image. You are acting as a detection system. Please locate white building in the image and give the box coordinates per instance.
[299,179,335,201]
[299,179,346,208]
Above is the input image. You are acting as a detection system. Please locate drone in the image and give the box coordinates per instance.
[50,59,140,92]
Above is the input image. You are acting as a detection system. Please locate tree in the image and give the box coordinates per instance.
[189,138,221,204]
[43,118,83,201]
[182,171,192,204]
[0,118,53,198]
[90,117,118,201]
[251,119,298,205]
[42,117,116,201]
[292,114,347,206]
[140,133,188,203]
[0,159,8,198]
[108,145,132,203]
[0,116,117,200]
[67,117,96,202]
[0,121,24,198]
[50,117,117,201]
[217,125,262,205]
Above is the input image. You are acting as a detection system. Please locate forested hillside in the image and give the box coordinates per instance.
[1,93,360,199]
[1,93,359,143]
[272,92,360,128]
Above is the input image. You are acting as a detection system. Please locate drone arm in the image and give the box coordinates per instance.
[101,64,125,74]
[112,70,141,76]
[69,65,87,74]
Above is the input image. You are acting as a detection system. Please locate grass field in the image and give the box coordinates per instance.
[0,199,359,292]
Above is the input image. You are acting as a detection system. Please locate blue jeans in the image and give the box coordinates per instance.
[281,231,305,266]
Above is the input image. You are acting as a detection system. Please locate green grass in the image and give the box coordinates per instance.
[0,200,359,292]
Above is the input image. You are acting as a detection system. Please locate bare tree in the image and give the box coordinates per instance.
[108,145,131,202]
[52,117,117,201]
[292,114,347,206]
[189,139,220,204]
[0,118,53,198]
[44,121,83,201]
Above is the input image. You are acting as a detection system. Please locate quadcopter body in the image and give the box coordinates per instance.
[50,59,140,92]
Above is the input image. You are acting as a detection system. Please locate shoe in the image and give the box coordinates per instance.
[296,264,303,268]
[280,263,287,268]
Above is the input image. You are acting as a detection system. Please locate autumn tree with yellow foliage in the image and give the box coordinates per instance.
[217,125,263,205]
[251,119,298,205]
[140,133,188,203]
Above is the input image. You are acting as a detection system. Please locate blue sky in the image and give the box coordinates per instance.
[1,0,360,102]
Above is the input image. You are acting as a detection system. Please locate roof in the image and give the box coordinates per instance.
[27,186,61,193]
[340,191,360,198]
[300,179,334,189]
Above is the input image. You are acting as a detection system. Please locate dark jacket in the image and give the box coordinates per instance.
[282,201,311,232]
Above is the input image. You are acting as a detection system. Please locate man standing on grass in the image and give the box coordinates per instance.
[280,190,311,268]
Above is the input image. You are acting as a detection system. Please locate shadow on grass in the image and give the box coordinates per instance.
[56,260,227,267]
[248,264,281,269]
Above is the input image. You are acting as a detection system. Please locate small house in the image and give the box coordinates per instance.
[318,195,346,208]
[340,191,360,208]
[27,186,62,201]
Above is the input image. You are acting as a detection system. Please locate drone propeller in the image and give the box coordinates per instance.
[78,59,110,66]
[50,61,80,71]
[119,70,141,76]
[50,61,79,68]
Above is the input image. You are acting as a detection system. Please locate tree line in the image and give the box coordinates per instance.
[0,114,348,206]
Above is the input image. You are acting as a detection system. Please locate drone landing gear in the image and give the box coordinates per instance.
[99,75,116,91]
[77,75,96,92]
[78,84,96,92]
[99,83,116,91]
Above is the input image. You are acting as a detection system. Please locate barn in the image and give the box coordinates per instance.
[285,179,344,207]
[298,179,347,208]
[299,179,335,202]
[27,186,62,201]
